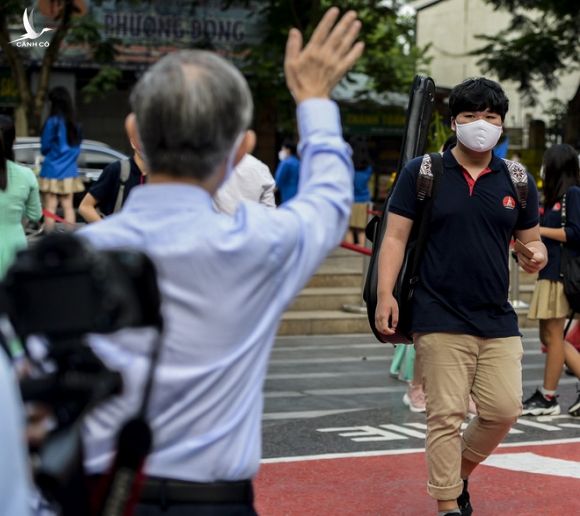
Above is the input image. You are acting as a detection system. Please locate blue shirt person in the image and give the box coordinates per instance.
[354,165,372,202]
[38,86,83,231]
[275,139,300,203]
[78,8,364,514]
[40,115,81,180]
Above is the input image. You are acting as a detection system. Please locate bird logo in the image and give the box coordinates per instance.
[10,8,53,45]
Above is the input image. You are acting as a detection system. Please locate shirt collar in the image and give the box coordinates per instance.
[123,183,214,212]
[442,148,504,173]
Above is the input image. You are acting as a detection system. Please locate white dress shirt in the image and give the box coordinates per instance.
[213,154,275,215]
[79,99,353,482]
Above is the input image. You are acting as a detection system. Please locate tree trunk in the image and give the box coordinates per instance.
[254,96,278,173]
[0,1,75,135]
[0,7,33,135]
[564,81,580,149]
[31,0,75,135]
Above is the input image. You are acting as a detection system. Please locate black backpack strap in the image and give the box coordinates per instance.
[113,159,131,214]
[416,153,435,200]
[560,193,567,278]
[410,152,443,277]
[503,159,528,208]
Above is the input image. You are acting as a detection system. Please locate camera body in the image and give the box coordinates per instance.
[2,233,162,339]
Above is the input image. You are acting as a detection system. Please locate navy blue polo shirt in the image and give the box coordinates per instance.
[539,186,580,281]
[389,149,539,338]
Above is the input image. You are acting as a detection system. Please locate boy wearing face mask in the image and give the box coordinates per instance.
[375,77,547,516]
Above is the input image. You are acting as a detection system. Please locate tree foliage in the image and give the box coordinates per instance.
[475,0,580,145]
[240,0,429,131]
[0,0,427,137]
[0,0,119,134]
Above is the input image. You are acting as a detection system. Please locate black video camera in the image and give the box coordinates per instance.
[0,233,163,515]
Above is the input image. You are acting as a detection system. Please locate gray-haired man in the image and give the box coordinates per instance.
[79,8,364,515]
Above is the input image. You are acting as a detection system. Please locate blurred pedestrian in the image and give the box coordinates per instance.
[524,143,580,416]
[78,137,147,223]
[375,77,546,515]
[213,153,275,215]
[0,115,41,278]
[38,86,83,231]
[275,138,300,203]
[345,137,372,246]
[79,8,363,515]
[0,349,32,516]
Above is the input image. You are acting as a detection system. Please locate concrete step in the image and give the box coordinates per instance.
[288,287,363,311]
[278,310,371,336]
[306,271,363,288]
[318,247,365,271]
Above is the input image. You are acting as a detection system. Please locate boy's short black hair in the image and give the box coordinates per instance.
[449,77,509,120]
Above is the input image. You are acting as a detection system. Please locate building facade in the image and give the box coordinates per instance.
[410,0,579,151]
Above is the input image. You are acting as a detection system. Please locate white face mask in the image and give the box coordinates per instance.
[278,149,288,161]
[455,119,503,152]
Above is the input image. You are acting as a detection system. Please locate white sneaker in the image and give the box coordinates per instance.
[403,384,426,413]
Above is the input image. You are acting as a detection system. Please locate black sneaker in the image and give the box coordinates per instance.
[522,389,561,416]
[457,479,473,516]
[569,388,580,417]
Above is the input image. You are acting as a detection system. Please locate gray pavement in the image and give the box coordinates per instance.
[262,328,580,459]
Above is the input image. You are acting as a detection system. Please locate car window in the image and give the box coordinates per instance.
[78,149,119,170]
[13,147,38,166]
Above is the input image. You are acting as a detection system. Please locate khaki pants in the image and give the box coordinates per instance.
[414,333,523,500]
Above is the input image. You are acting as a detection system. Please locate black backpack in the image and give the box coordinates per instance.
[363,153,443,344]
[364,155,528,344]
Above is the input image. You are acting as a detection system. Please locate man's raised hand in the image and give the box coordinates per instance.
[284,8,364,103]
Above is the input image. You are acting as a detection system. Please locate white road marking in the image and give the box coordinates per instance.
[483,452,580,479]
[380,424,426,439]
[317,425,407,442]
[261,437,580,464]
[516,419,562,431]
[262,408,364,420]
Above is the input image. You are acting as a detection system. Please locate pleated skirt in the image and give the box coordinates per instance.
[38,177,85,194]
[527,279,578,320]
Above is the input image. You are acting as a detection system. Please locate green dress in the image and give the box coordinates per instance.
[0,160,42,278]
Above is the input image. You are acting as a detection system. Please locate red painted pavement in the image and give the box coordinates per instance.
[255,442,580,515]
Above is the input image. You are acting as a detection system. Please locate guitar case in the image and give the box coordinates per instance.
[363,75,436,343]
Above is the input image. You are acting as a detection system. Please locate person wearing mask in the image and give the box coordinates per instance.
[78,138,147,222]
[275,138,300,203]
[375,77,546,515]
[524,143,580,417]
[0,115,42,278]
[38,86,83,231]
[78,8,363,515]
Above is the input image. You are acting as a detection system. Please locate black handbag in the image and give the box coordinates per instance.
[364,153,443,344]
[560,194,580,313]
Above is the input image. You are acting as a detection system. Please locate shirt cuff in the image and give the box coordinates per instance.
[297,99,342,140]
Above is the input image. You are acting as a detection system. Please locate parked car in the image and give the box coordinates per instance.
[13,137,128,185]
